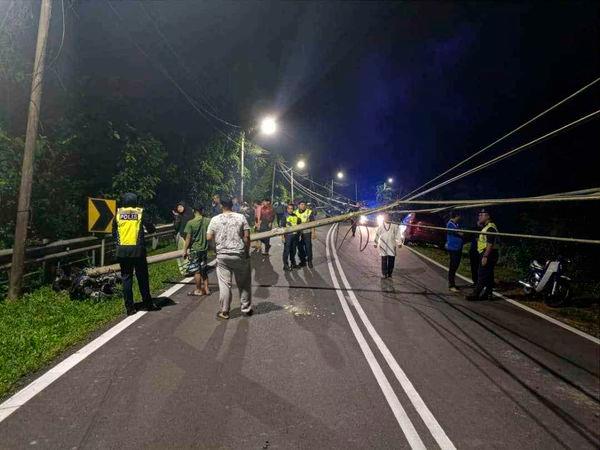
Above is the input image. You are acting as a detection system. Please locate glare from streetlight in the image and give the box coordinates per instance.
[387,177,394,184]
[336,171,344,180]
[296,159,306,170]
[260,116,277,135]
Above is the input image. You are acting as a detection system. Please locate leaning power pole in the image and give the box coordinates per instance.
[8,0,53,299]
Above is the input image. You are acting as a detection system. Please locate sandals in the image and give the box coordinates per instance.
[216,311,230,320]
[188,290,204,297]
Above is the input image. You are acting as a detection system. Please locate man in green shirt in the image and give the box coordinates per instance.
[183,205,211,296]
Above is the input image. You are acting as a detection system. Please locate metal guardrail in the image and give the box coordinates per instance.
[0,225,175,272]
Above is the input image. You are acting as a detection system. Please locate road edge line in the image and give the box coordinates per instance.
[0,275,195,423]
[325,226,426,450]
[331,225,456,450]
[406,246,600,346]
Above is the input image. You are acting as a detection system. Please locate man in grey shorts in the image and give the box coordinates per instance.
[207,197,252,320]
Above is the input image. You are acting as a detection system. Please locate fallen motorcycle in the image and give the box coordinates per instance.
[53,266,121,300]
[518,257,571,307]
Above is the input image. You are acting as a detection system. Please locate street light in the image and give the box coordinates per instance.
[260,116,277,135]
[240,116,279,203]
[387,177,394,184]
[290,159,307,203]
[337,171,344,180]
[296,159,306,170]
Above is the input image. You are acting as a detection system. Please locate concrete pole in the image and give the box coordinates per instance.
[8,0,53,299]
[240,131,245,203]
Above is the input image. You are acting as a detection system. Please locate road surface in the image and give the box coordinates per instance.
[1,224,598,449]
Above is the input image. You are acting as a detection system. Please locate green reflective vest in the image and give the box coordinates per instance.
[477,222,498,253]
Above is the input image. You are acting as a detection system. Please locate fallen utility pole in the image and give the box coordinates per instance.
[8,0,53,300]
[86,201,400,277]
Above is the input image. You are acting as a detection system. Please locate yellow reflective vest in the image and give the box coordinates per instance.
[286,213,300,227]
[294,208,313,233]
[116,207,144,257]
[477,222,498,254]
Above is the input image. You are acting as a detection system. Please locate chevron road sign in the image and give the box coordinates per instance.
[87,198,116,233]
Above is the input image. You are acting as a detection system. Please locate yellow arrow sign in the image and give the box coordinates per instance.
[88,198,116,233]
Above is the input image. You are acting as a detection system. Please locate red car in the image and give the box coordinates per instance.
[401,212,446,247]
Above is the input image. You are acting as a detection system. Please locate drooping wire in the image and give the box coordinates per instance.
[137,1,240,129]
[404,109,600,200]
[403,77,600,200]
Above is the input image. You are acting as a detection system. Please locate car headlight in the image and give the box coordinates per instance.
[359,215,367,224]
[376,214,384,226]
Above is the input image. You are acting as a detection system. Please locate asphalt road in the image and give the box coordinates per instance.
[0,224,598,449]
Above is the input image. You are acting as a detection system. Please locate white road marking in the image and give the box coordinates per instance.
[0,277,194,423]
[406,246,600,346]
[330,225,456,450]
[324,226,426,449]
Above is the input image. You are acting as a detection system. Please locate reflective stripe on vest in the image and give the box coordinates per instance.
[116,207,143,246]
[477,222,498,253]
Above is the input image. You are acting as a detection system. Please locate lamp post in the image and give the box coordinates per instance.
[291,159,306,203]
[240,116,277,203]
[331,171,344,198]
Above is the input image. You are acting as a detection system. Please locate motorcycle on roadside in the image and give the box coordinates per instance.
[518,256,571,307]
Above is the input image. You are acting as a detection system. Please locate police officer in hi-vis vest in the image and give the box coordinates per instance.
[294,200,316,268]
[282,203,301,271]
[467,208,499,301]
[113,193,161,315]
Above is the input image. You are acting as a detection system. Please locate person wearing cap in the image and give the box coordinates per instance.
[182,205,211,296]
[207,197,252,320]
[445,211,464,292]
[467,209,499,301]
[113,193,161,315]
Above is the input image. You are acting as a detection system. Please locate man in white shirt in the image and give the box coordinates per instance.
[374,213,403,279]
[207,197,252,320]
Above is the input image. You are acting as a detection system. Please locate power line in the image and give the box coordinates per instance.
[403,77,600,200]
[105,0,242,147]
[137,1,240,129]
[406,109,600,200]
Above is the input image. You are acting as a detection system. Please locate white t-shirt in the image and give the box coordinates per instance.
[207,212,250,255]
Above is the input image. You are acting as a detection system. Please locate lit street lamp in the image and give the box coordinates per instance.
[290,159,307,202]
[296,159,306,170]
[240,116,278,202]
[387,177,394,184]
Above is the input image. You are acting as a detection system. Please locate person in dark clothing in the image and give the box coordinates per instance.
[274,201,286,227]
[445,212,464,292]
[467,209,499,301]
[114,193,160,315]
[282,203,301,271]
[173,200,194,275]
[349,205,360,237]
[295,201,316,268]
[210,195,221,217]
[258,199,275,255]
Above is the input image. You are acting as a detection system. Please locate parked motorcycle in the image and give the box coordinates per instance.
[519,257,571,307]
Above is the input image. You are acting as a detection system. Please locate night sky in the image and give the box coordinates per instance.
[36,1,600,200]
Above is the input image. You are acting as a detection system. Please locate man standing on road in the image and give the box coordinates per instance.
[207,197,252,320]
[182,205,211,297]
[210,194,221,217]
[374,212,402,279]
[446,212,464,293]
[114,192,161,315]
[173,201,194,276]
[467,209,499,301]
[258,198,275,255]
[295,201,316,268]
[274,200,286,227]
[282,203,301,271]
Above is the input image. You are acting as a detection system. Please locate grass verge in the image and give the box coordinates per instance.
[411,243,599,338]
[0,244,182,399]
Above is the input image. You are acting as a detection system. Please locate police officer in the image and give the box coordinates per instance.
[467,209,499,301]
[282,203,301,271]
[295,201,315,268]
[114,193,161,315]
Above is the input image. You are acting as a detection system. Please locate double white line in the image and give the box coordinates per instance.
[325,225,455,450]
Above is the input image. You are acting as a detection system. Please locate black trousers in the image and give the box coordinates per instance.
[298,232,313,263]
[119,257,152,310]
[469,248,480,284]
[351,220,357,236]
[381,255,395,277]
[474,251,498,299]
[283,234,298,266]
[447,250,462,287]
[276,213,285,227]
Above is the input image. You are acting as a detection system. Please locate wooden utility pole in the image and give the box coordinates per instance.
[8,0,53,299]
